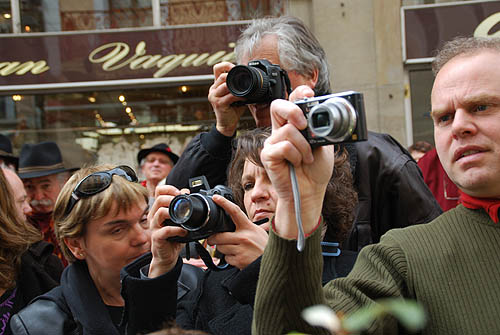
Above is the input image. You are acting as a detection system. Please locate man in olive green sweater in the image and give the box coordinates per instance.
[252,36,500,335]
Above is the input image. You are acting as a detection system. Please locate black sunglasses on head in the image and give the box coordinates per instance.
[63,165,138,217]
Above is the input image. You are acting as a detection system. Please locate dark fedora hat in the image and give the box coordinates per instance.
[18,141,76,179]
[137,143,179,165]
[0,134,18,167]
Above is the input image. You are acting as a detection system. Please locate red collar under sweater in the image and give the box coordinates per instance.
[460,190,500,223]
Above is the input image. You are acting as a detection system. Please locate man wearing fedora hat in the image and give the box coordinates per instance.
[18,141,76,266]
[0,134,18,170]
[137,143,179,199]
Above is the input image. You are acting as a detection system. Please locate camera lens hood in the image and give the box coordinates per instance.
[227,65,269,101]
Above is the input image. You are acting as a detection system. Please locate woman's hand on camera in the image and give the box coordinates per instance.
[148,185,189,278]
[261,85,335,239]
[207,194,269,270]
[209,62,246,137]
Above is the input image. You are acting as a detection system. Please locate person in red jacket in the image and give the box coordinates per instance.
[418,148,460,211]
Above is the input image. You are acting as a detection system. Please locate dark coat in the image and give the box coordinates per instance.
[16,241,63,309]
[11,260,123,335]
[10,255,191,335]
[3,241,63,335]
[166,127,442,251]
[341,132,442,250]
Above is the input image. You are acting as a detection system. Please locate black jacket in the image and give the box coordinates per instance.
[341,131,442,250]
[16,241,63,309]
[167,127,442,251]
[10,255,199,335]
[3,241,63,335]
[122,249,357,335]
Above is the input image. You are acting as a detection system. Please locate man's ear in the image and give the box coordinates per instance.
[308,68,319,89]
[64,237,86,260]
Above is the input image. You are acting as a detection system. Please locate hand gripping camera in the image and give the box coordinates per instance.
[164,176,235,243]
[295,91,368,147]
[226,59,291,106]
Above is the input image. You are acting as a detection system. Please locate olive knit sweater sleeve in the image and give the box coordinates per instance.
[253,205,500,335]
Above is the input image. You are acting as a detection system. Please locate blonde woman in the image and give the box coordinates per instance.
[10,165,160,335]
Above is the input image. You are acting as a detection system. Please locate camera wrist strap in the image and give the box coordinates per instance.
[289,162,305,252]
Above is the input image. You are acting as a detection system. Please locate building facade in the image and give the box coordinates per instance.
[0,0,498,171]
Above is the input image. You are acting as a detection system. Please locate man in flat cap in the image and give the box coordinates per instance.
[0,134,18,170]
[19,141,76,266]
[137,143,179,200]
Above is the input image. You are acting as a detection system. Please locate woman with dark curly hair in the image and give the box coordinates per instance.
[228,128,357,245]
[227,128,358,281]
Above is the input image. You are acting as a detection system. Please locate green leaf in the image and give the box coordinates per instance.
[343,303,384,332]
[378,299,427,332]
[343,299,426,333]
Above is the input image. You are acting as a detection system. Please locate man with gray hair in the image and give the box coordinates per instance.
[167,15,441,252]
[252,36,500,334]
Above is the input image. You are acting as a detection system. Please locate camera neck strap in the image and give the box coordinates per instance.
[282,69,292,98]
[189,241,230,271]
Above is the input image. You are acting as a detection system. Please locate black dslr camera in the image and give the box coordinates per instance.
[164,176,235,243]
[226,59,291,106]
[295,91,368,147]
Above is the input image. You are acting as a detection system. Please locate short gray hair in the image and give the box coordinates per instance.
[235,16,331,95]
[432,36,500,75]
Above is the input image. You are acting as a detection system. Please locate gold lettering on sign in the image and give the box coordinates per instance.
[474,12,500,37]
[0,60,49,76]
[88,41,147,71]
[88,41,236,77]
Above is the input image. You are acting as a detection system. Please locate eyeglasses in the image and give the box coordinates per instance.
[63,165,138,217]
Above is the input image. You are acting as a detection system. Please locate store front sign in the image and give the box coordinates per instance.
[402,1,500,62]
[87,40,234,78]
[0,23,243,86]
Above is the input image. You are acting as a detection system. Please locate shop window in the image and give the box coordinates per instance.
[0,84,254,166]
[160,0,287,25]
[0,1,12,33]
[61,0,153,31]
[15,0,154,32]
[5,0,289,33]
[408,67,435,145]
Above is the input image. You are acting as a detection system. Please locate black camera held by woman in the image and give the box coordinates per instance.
[164,176,235,243]
[226,59,291,106]
[295,91,368,147]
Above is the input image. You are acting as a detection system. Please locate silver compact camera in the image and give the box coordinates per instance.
[295,91,368,147]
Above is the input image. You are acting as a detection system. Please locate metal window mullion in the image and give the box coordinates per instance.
[10,0,21,33]
[152,0,161,27]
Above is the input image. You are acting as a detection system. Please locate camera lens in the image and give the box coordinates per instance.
[226,65,269,101]
[308,97,357,143]
[172,198,191,221]
[230,70,253,94]
[312,112,331,128]
[169,194,209,231]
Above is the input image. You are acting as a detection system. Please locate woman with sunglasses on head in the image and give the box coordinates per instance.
[9,164,174,335]
[121,128,358,335]
[0,169,62,335]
